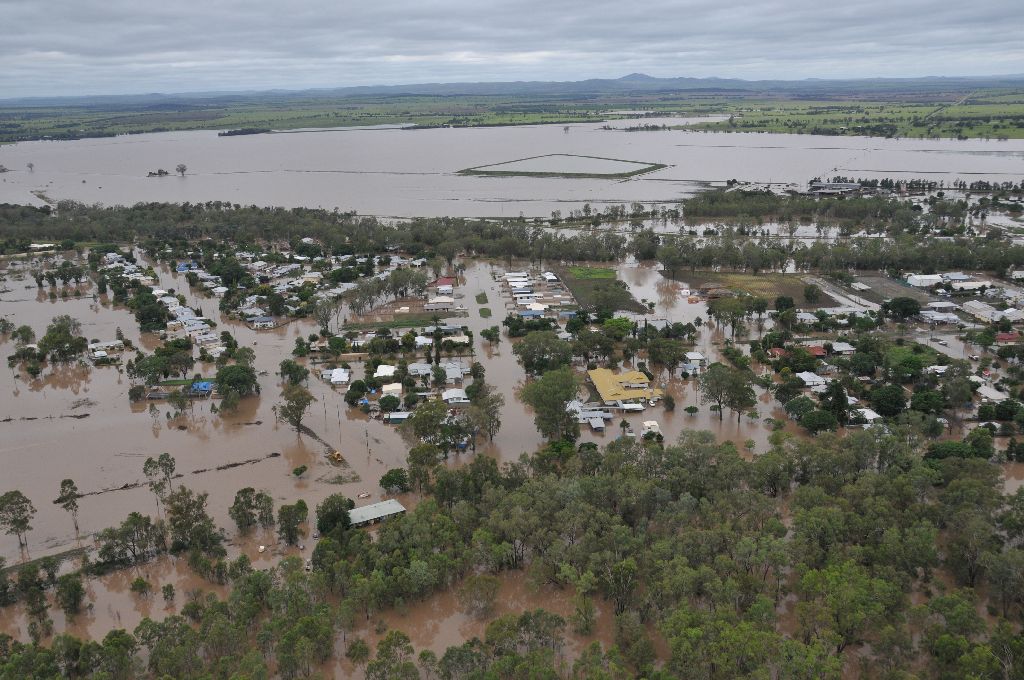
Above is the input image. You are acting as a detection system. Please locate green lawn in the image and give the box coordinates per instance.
[479,307,492,318]
[475,292,489,304]
[567,266,616,279]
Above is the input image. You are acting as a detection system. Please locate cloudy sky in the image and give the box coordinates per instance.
[3,0,1023,98]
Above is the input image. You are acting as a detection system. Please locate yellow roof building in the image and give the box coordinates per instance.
[588,368,663,403]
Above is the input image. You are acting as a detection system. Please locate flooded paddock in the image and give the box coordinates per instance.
[1,120,1022,217]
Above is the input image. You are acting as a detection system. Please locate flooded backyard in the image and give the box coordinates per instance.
[1,119,1022,217]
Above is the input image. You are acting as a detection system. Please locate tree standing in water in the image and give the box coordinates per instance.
[176,164,187,177]
[0,490,36,548]
[58,479,80,535]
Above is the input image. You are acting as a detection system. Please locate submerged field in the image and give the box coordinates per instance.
[461,154,666,179]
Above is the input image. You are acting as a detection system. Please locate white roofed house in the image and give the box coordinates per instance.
[796,371,826,388]
[329,368,351,385]
[374,364,397,379]
[407,362,433,377]
[442,388,470,404]
[852,408,883,427]
[830,342,856,355]
[424,296,455,312]
[962,300,1023,323]
[349,499,406,527]
[906,274,943,288]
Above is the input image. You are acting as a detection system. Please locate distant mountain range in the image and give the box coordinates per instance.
[4,73,1024,107]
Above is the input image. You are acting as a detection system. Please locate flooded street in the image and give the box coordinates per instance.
[1,120,1022,217]
[1,254,785,572]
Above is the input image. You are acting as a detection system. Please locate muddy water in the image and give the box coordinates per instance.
[0,255,792,567]
[1,121,1021,217]
[326,569,621,678]
[1,253,793,649]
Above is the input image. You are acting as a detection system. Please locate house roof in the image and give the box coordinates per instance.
[349,499,406,525]
[589,368,662,403]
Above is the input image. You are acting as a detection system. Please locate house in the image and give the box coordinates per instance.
[88,340,124,353]
[250,316,275,330]
[542,272,559,282]
[442,361,467,384]
[927,301,959,311]
[1010,271,1024,281]
[381,383,403,398]
[951,281,989,293]
[349,499,407,527]
[442,388,470,405]
[407,362,433,377]
[436,284,454,296]
[906,273,943,288]
[329,368,351,386]
[962,300,1022,323]
[804,345,827,358]
[831,342,855,355]
[384,411,413,424]
[766,348,789,359]
[374,364,397,379]
[414,335,434,349]
[978,385,1009,403]
[642,421,661,436]
[566,400,612,423]
[942,272,973,282]
[996,332,1021,345]
[850,282,871,292]
[685,351,707,365]
[432,276,457,289]
[920,310,960,324]
[188,381,213,398]
[795,371,826,388]
[588,368,663,405]
[796,312,818,324]
[854,408,883,426]
[424,296,455,312]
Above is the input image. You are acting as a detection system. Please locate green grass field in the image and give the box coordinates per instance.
[663,270,836,308]
[567,266,616,279]
[680,94,1024,139]
[3,85,1022,143]
[561,266,645,313]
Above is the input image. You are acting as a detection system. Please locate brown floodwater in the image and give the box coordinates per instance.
[0,255,801,571]
[0,253,895,655]
[1,121,1021,217]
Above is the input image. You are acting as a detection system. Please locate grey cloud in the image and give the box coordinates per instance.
[1,0,1022,97]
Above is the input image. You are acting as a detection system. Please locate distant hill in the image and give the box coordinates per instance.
[4,72,1024,108]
